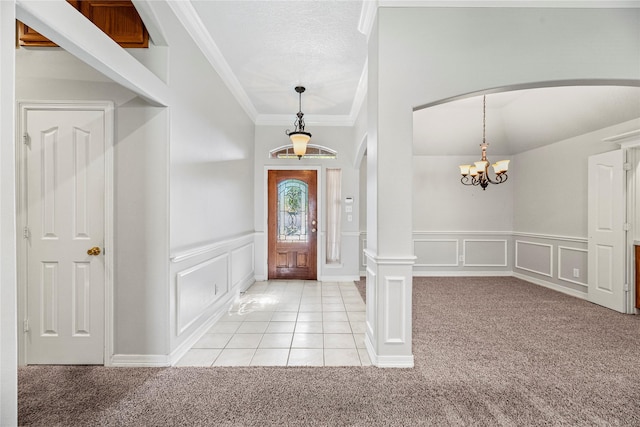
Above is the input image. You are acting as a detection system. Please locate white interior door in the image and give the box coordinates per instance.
[24,108,106,364]
[587,149,625,313]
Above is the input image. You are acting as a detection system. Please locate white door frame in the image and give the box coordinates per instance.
[602,130,640,314]
[16,100,114,365]
[263,165,322,281]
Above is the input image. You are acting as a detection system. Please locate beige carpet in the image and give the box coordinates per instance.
[19,277,640,426]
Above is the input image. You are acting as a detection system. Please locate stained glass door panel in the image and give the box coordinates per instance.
[268,170,317,280]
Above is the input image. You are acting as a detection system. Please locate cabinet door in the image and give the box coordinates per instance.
[17,1,80,47]
[17,0,148,48]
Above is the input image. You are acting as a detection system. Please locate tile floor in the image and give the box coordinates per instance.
[176,280,370,367]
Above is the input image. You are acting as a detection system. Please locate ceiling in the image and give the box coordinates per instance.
[186,1,640,152]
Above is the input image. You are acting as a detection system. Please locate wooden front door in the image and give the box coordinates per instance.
[268,170,317,280]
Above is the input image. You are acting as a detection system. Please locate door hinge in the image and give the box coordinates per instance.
[23,226,30,239]
[624,283,630,292]
[23,133,30,146]
[623,223,631,232]
[23,319,29,333]
[623,162,632,171]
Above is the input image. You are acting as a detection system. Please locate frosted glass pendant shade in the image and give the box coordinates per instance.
[469,166,478,177]
[289,132,311,157]
[474,161,488,173]
[495,159,510,173]
[459,164,471,176]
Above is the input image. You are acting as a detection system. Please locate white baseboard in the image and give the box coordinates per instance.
[413,270,512,277]
[513,272,587,300]
[254,275,266,281]
[237,274,256,293]
[110,354,169,367]
[364,333,414,368]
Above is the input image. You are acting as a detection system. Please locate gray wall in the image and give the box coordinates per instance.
[254,125,361,280]
[16,48,170,356]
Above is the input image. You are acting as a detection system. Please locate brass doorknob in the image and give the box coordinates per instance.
[87,247,101,256]
[312,228,316,233]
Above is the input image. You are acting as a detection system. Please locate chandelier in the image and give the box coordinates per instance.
[459,95,510,190]
[286,86,312,159]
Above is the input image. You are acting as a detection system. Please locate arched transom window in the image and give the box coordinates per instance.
[270,144,337,159]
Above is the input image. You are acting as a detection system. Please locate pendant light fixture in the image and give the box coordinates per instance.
[459,95,510,190]
[286,86,312,159]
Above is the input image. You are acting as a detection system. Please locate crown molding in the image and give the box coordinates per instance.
[167,0,258,122]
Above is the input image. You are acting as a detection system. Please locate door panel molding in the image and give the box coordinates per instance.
[17,101,114,365]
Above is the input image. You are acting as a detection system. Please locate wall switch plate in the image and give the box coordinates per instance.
[347,215,353,222]
[573,268,580,278]
[345,206,353,213]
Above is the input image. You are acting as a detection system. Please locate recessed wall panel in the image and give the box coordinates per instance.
[558,246,588,286]
[515,241,553,277]
[41,128,58,239]
[231,243,254,288]
[40,262,58,336]
[414,240,458,266]
[383,276,406,344]
[73,127,90,239]
[177,254,228,334]
[72,262,91,336]
[464,240,507,267]
[366,268,376,340]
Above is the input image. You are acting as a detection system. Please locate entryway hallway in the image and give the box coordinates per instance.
[176,280,370,367]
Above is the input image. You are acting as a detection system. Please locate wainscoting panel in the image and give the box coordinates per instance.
[365,267,376,341]
[176,254,228,335]
[383,276,406,344]
[558,246,588,286]
[515,240,553,277]
[231,243,254,291]
[414,239,458,267]
[168,232,256,363]
[463,239,507,267]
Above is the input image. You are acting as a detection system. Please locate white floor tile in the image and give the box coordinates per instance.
[344,303,365,312]
[291,333,324,349]
[321,296,342,304]
[350,322,366,334]
[176,349,221,367]
[244,312,274,322]
[218,312,244,322]
[297,312,322,322]
[259,333,293,348]
[266,321,296,333]
[323,311,349,322]
[324,334,356,349]
[323,321,352,334]
[358,348,372,366]
[236,321,269,334]
[353,333,366,349]
[251,349,290,366]
[276,303,300,312]
[324,349,361,366]
[192,333,233,349]
[207,321,242,334]
[295,321,323,333]
[212,349,255,366]
[271,312,298,322]
[299,303,323,312]
[226,333,263,349]
[288,349,324,366]
[300,296,322,304]
[322,303,346,312]
[347,312,366,322]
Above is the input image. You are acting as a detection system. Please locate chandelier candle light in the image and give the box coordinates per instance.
[459,95,510,190]
[286,86,312,159]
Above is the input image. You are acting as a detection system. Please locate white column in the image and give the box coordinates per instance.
[364,15,414,368]
[0,0,18,423]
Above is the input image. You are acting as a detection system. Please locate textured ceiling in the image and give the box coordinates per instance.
[190,0,367,119]
[186,1,639,148]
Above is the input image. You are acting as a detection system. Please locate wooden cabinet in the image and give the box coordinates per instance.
[17,0,148,48]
